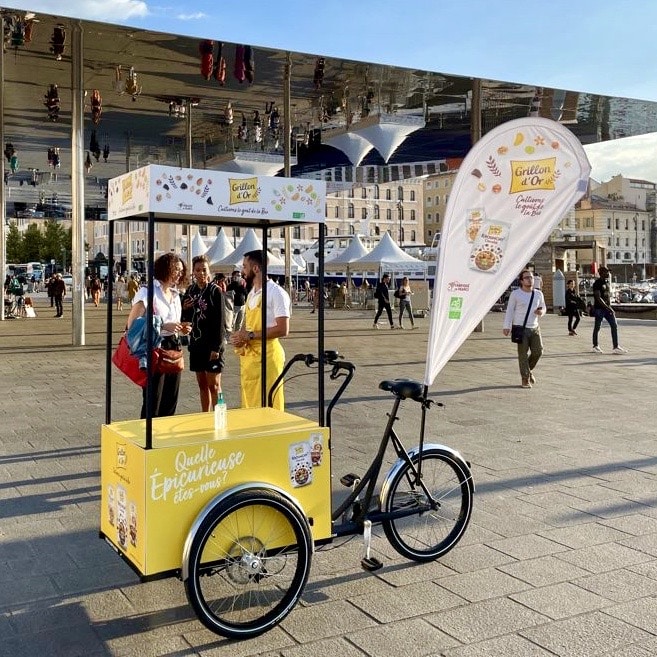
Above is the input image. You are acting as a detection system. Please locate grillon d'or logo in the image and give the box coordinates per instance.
[509,157,557,194]
[229,177,259,204]
[121,176,133,204]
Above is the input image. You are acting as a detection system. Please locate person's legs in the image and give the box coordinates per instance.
[398,302,404,327]
[405,302,415,327]
[374,299,384,324]
[567,311,574,333]
[527,328,544,374]
[592,309,603,347]
[384,303,394,327]
[572,310,580,332]
[517,337,531,382]
[604,309,619,348]
[157,372,181,417]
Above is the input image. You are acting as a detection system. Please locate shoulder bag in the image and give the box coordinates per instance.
[511,291,535,344]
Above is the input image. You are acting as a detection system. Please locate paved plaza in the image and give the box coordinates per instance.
[2,292,657,657]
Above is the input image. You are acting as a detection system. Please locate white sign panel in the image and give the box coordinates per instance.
[424,117,591,387]
[107,165,326,224]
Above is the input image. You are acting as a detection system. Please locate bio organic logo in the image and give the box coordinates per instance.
[116,443,127,469]
[448,296,463,320]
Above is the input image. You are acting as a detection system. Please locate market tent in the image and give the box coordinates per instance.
[350,232,427,273]
[292,253,307,273]
[205,228,235,265]
[324,234,369,271]
[214,228,263,268]
[190,231,208,258]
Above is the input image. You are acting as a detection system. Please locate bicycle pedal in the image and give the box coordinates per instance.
[361,556,383,572]
[340,473,360,487]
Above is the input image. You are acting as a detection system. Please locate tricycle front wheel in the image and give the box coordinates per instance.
[184,488,312,639]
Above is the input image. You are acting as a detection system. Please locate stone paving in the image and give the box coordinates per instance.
[1,292,657,656]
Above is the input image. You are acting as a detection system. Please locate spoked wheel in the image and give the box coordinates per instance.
[381,448,473,562]
[184,488,312,639]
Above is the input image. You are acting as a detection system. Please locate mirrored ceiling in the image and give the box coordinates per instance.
[3,7,657,217]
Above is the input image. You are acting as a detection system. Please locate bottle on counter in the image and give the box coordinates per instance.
[214,392,227,433]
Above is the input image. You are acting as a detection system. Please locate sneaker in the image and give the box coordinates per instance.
[529,371,536,384]
[521,378,532,389]
[372,323,379,329]
[399,325,405,330]
[591,346,603,353]
[612,346,628,354]
[390,325,396,329]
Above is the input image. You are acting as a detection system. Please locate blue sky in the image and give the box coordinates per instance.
[5,0,657,182]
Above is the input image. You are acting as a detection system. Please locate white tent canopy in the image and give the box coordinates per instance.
[190,231,208,258]
[350,232,427,272]
[214,228,263,268]
[205,228,235,265]
[325,234,370,271]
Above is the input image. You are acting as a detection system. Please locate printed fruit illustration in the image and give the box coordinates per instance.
[497,146,508,155]
[513,132,524,146]
[525,145,535,154]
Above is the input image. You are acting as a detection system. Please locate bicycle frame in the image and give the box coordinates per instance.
[331,393,439,537]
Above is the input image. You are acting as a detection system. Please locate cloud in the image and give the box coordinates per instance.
[2,0,149,21]
[176,12,206,20]
[585,133,657,184]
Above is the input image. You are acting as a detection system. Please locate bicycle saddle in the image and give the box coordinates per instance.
[379,378,424,401]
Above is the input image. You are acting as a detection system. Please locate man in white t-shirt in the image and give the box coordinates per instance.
[503,269,546,389]
[230,250,291,409]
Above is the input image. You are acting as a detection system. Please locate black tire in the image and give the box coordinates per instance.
[381,448,473,562]
[184,488,312,639]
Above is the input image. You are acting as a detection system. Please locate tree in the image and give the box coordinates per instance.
[22,223,44,261]
[41,219,68,263]
[6,222,23,262]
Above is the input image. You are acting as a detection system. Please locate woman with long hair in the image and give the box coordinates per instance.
[127,253,190,417]
[396,276,416,329]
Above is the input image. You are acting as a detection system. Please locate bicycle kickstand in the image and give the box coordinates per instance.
[361,519,383,572]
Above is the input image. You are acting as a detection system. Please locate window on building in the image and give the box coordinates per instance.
[625,219,628,230]
[374,184,380,199]
[615,218,619,230]
[386,208,392,221]
[397,186,404,201]
[335,227,340,236]
[361,208,367,220]
[374,205,380,219]
[435,195,440,204]
[625,238,629,246]
[386,189,391,200]
[616,251,621,259]
[334,206,340,219]
[374,225,380,235]
[293,226,300,239]
[410,209,416,221]
[410,230,416,241]
[348,203,354,219]
[410,190,415,201]
[349,224,355,235]
[427,213,432,222]
[280,228,285,238]
[361,187,367,199]
[607,218,611,230]
[348,187,354,198]
[427,197,432,205]
[199,225,208,236]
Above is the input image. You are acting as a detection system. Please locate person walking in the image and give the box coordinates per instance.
[127,253,190,418]
[52,273,66,318]
[396,276,416,329]
[227,270,246,333]
[90,275,102,307]
[591,266,627,354]
[182,255,226,412]
[230,250,291,411]
[565,279,582,336]
[503,270,546,389]
[115,275,126,311]
[127,275,139,303]
[373,273,395,329]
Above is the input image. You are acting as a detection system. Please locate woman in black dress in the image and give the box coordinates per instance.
[182,255,226,411]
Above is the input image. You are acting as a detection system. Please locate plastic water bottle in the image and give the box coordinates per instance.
[214,392,227,433]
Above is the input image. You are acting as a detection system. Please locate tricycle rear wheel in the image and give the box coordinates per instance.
[184,488,312,639]
[381,448,473,561]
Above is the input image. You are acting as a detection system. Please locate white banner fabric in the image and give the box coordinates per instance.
[423,117,591,386]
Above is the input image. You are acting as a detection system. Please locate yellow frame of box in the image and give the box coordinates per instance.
[100,407,331,577]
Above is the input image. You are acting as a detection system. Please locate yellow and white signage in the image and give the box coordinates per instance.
[100,408,331,576]
[107,165,326,223]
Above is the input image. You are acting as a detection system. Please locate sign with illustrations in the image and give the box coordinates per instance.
[424,117,591,386]
[100,410,331,576]
[107,165,326,223]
